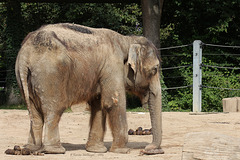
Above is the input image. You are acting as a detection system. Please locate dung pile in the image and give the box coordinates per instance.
[5,145,44,156]
[128,127,152,135]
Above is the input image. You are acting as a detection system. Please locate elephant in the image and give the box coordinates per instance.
[15,23,163,154]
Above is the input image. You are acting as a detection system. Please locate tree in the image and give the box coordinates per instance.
[141,0,164,49]
[160,0,240,111]
[0,2,144,105]
[4,0,24,104]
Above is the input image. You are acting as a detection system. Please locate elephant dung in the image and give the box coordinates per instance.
[128,127,152,135]
[5,145,44,156]
[128,129,135,135]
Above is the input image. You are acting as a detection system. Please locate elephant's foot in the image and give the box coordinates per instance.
[39,144,66,154]
[86,143,107,153]
[141,143,164,155]
[23,143,42,151]
[109,147,130,154]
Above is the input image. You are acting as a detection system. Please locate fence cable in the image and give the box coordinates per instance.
[0,69,14,73]
[201,63,240,70]
[201,85,240,91]
[160,44,193,90]
[158,43,192,51]
[162,64,192,71]
[201,43,240,91]
[163,75,188,79]
[162,54,192,57]
[203,43,240,49]
[202,74,224,77]
[203,53,240,56]
[162,85,193,90]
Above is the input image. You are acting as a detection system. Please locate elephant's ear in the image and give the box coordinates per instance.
[127,44,141,75]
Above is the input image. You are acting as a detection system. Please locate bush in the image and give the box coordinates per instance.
[165,58,240,112]
[126,93,142,109]
[0,90,6,105]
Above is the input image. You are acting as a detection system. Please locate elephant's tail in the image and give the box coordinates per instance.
[15,52,33,122]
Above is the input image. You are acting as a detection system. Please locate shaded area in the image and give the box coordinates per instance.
[62,141,149,151]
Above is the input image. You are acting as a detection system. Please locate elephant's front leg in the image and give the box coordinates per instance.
[101,78,130,154]
[107,103,129,153]
[86,96,108,153]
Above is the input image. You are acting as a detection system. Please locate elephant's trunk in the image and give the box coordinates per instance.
[145,74,162,151]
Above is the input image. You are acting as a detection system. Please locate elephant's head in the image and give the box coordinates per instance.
[125,37,163,152]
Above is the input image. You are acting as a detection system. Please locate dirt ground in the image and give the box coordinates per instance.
[0,109,240,160]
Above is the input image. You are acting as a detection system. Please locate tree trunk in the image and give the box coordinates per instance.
[141,0,164,50]
[7,87,23,105]
[5,0,24,105]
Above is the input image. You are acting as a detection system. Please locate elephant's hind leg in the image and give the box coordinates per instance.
[24,99,43,151]
[40,104,66,154]
[86,96,107,153]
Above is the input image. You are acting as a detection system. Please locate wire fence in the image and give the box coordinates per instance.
[158,43,192,51]
[203,53,240,56]
[162,85,193,90]
[201,85,240,91]
[158,41,240,112]
[160,42,240,91]
[203,43,240,49]
[160,43,193,90]
[161,64,192,71]
[201,64,240,70]
[201,43,240,91]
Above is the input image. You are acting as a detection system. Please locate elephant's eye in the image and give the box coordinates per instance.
[147,65,158,78]
[151,66,158,75]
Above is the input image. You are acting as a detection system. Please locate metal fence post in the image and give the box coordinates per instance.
[193,40,202,112]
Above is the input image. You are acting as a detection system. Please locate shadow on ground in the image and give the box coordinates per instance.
[62,141,149,151]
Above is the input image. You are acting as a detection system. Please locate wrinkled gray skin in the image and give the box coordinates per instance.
[15,23,163,154]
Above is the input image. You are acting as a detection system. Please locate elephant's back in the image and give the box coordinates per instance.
[20,23,125,60]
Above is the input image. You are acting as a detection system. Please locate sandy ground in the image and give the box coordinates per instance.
[0,109,240,160]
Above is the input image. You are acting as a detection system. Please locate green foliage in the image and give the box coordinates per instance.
[0,3,143,105]
[126,93,142,109]
[161,0,240,112]
[160,72,168,108]
[1,1,240,112]
[201,57,240,112]
[0,3,7,87]
[20,3,142,35]
[64,107,73,113]
[0,104,27,110]
[127,107,148,112]
[0,90,7,105]
[3,1,24,100]
[164,51,240,112]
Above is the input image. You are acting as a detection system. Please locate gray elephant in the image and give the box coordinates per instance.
[15,23,163,154]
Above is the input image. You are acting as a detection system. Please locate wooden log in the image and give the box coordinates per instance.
[182,132,240,160]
